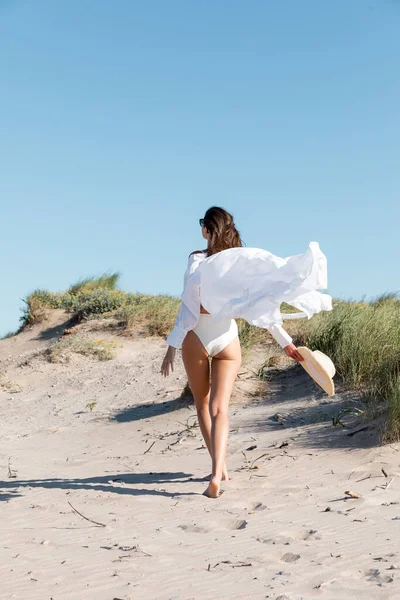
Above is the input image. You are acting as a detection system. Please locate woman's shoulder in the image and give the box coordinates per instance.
[188,249,207,258]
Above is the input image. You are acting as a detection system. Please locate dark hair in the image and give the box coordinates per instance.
[202,206,243,256]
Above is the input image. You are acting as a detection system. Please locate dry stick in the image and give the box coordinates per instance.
[385,477,395,490]
[68,501,106,528]
[143,441,156,455]
[346,426,369,437]
[213,560,252,569]
[250,453,270,468]
[356,474,371,483]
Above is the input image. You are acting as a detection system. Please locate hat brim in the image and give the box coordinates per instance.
[297,346,335,396]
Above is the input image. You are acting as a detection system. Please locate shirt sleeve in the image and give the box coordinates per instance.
[267,324,292,348]
[165,253,203,350]
[165,302,198,349]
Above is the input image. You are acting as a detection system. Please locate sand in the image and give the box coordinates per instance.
[1,312,399,600]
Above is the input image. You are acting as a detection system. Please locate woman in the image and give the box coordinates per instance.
[161,207,332,498]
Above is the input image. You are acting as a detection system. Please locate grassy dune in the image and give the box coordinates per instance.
[295,296,400,442]
[17,275,400,441]
[20,274,180,338]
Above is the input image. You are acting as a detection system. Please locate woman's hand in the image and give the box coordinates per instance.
[161,346,177,377]
[284,343,304,363]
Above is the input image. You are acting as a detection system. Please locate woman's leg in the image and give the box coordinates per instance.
[182,331,212,456]
[204,336,241,498]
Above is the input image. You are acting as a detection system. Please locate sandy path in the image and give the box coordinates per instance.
[1,330,400,600]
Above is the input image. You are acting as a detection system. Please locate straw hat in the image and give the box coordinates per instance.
[297,347,336,396]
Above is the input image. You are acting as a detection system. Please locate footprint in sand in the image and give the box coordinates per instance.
[178,524,209,534]
[276,528,320,543]
[256,534,292,546]
[250,502,267,512]
[223,519,248,530]
[281,552,301,563]
[179,519,247,533]
[298,529,321,541]
[365,568,394,584]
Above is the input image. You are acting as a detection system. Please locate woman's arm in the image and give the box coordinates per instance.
[166,252,205,348]
[161,252,204,376]
[267,324,304,362]
[165,301,199,349]
[162,303,198,376]
[267,324,292,349]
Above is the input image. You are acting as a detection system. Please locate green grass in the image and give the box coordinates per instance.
[20,279,180,336]
[239,296,400,440]
[116,295,180,337]
[294,297,400,441]
[68,272,120,295]
[17,274,400,441]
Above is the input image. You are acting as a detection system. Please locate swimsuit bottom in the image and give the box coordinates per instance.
[192,314,238,357]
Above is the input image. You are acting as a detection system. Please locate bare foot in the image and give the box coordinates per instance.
[203,477,220,498]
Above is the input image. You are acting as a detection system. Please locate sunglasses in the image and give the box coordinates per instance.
[199,218,205,227]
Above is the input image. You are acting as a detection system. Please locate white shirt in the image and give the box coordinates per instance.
[166,242,332,350]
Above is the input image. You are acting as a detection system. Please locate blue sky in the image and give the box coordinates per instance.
[1,0,399,336]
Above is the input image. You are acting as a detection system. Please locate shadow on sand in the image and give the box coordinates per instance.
[0,491,22,502]
[33,316,77,342]
[112,366,378,451]
[112,395,193,423]
[0,471,197,502]
[243,366,381,450]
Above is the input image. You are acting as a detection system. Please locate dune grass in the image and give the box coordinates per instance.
[296,296,400,441]
[239,296,400,440]
[20,292,51,327]
[20,278,180,335]
[68,272,120,295]
[18,274,400,440]
[116,295,179,337]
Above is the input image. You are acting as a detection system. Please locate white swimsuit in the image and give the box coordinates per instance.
[192,314,238,357]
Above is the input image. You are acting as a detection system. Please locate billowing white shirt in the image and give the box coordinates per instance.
[166,242,332,350]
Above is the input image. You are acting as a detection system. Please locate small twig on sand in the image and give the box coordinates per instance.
[119,544,152,557]
[385,477,395,490]
[356,474,371,483]
[143,441,156,455]
[346,426,369,437]
[177,415,199,436]
[213,560,252,569]
[251,453,269,469]
[68,501,106,527]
